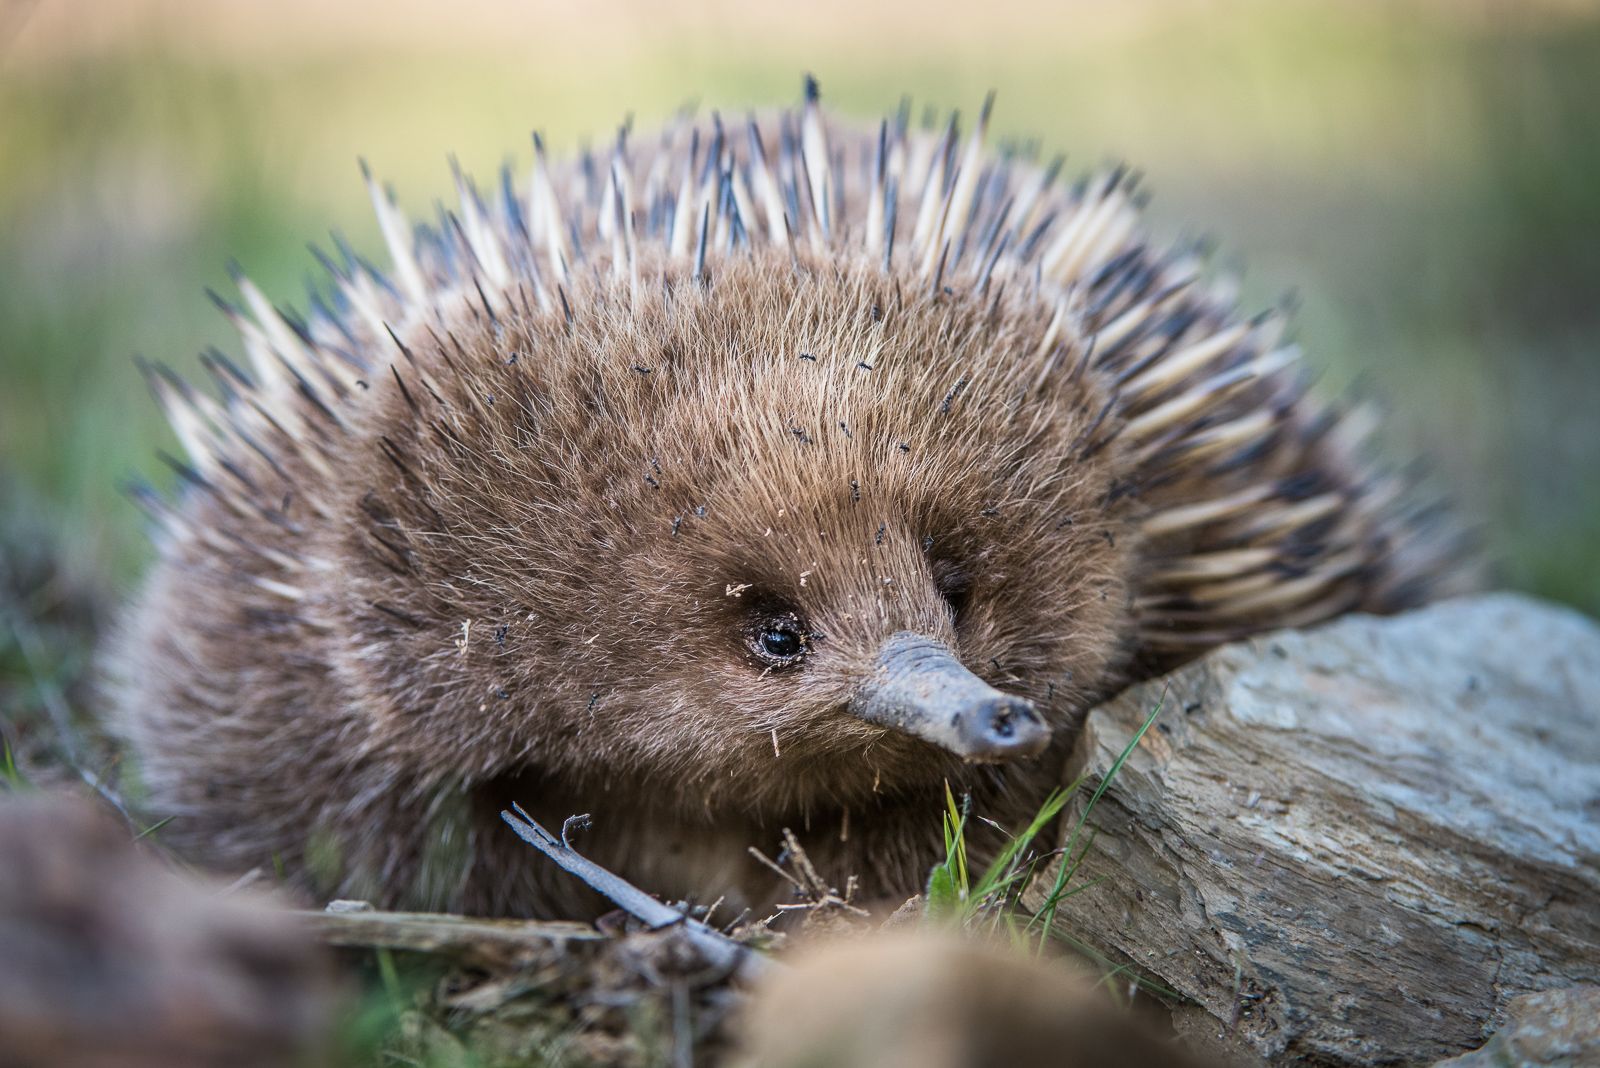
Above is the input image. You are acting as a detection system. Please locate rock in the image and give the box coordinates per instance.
[734,930,1217,1068]
[1032,593,1600,1067]
[0,792,337,1068]
[1433,986,1600,1067]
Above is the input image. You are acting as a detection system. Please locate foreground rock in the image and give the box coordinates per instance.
[0,793,336,1068]
[1035,593,1600,1067]
[735,932,1214,1068]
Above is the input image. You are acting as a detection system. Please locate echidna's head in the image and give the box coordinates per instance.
[339,253,1134,816]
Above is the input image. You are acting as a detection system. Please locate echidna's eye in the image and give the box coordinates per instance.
[751,616,807,667]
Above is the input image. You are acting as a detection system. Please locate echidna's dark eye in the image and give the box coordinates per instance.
[761,628,802,658]
[751,617,808,667]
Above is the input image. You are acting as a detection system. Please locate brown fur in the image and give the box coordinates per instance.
[107,92,1469,916]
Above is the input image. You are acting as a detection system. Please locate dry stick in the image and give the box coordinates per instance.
[500,804,772,983]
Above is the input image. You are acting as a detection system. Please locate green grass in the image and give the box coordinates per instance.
[1030,697,1164,942]
[923,696,1176,1003]
[1,739,28,790]
[924,780,1074,932]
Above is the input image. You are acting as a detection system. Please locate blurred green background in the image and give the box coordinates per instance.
[2,0,1598,613]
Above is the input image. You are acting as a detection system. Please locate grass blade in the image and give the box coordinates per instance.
[1032,692,1166,945]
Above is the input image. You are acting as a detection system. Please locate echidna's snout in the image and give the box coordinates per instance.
[851,632,1050,763]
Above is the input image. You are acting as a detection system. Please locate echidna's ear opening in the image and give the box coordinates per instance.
[849,633,1048,763]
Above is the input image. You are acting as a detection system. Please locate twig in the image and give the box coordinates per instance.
[500,804,771,982]
[747,830,870,920]
[745,844,804,889]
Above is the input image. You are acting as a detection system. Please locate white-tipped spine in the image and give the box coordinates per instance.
[362,161,428,306]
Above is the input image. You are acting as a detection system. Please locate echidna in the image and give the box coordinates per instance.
[108,80,1469,916]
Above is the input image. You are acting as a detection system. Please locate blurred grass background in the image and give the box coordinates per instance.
[2,0,1597,614]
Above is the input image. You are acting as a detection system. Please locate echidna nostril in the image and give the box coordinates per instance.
[965,697,1048,757]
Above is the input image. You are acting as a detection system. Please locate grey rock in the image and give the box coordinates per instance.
[1033,593,1600,1067]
